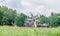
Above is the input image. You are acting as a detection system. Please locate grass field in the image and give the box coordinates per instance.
[0,26,60,36]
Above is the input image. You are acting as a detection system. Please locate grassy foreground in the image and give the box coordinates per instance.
[0,26,60,36]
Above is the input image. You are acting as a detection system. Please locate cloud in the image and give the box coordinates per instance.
[21,0,32,6]
[19,5,52,17]
[0,0,60,17]
[31,0,60,6]
[19,0,55,16]
[0,0,21,9]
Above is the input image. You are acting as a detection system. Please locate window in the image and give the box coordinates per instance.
[29,20,31,22]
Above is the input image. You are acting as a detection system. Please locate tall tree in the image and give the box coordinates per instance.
[0,6,17,26]
[49,13,60,27]
[16,13,27,27]
[38,15,46,24]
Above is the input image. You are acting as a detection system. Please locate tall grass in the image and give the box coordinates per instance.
[0,26,60,36]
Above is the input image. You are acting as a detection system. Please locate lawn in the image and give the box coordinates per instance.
[0,26,60,36]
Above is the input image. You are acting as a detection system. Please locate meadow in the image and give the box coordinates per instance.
[0,26,60,36]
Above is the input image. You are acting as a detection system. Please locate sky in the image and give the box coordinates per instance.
[0,0,60,17]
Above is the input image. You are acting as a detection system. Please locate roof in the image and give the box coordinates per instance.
[36,20,40,22]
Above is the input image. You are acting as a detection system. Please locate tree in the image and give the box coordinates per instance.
[0,11,4,25]
[0,6,5,25]
[16,13,27,27]
[38,15,47,24]
[49,13,60,27]
[0,6,17,26]
[3,8,17,26]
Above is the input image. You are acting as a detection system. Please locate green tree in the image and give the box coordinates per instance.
[0,6,5,25]
[16,13,27,27]
[49,13,60,27]
[4,9,17,26]
[38,15,47,24]
[0,11,4,25]
[0,6,17,26]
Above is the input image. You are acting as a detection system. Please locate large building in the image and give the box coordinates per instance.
[24,18,40,27]
[24,13,49,27]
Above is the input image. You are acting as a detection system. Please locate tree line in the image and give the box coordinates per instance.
[0,6,60,27]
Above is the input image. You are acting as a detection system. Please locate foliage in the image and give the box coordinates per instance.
[16,13,27,27]
[0,10,4,25]
[1,6,60,27]
[38,15,49,24]
[0,6,17,26]
[37,13,60,27]
[49,13,60,27]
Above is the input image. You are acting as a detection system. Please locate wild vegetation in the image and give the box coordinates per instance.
[0,6,60,36]
[0,6,60,27]
[0,26,60,36]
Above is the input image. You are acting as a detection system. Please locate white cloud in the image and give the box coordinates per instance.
[31,0,60,6]
[19,5,50,16]
[21,0,32,6]
[0,0,60,17]
[0,0,22,11]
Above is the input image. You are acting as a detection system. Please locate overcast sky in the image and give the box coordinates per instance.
[0,0,60,17]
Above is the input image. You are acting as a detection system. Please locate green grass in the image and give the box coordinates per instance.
[0,26,60,36]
